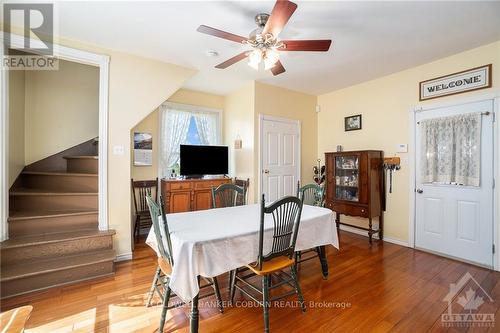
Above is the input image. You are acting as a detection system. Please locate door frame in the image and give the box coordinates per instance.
[409,93,500,271]
[258,114,301,201]
[0,33,110,240]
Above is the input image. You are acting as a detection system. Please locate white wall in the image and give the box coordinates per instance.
[24,59,99,165]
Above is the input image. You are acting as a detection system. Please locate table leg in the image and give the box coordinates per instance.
[318,246,329,280]
[190,277,200,333]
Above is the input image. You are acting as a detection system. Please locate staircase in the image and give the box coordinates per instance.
[1,154,115,298]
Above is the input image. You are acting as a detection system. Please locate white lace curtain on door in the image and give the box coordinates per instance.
[420,113,481,186]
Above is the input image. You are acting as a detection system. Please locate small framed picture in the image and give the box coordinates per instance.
[134,132,153,166]
[344,114,362,131]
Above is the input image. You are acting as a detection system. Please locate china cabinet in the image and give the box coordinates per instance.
[324,150,384,243]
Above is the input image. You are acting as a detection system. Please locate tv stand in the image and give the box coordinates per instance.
[161,177,232,213]
[183,175,204,180]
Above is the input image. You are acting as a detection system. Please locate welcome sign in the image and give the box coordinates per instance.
[419,64,492,101]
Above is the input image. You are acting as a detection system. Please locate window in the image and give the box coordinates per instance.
[420,113,481,186]
[159,102,221,177]
[186,116,201,145]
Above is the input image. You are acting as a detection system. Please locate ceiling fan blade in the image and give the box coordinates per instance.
[262,0,298,37]
[271,60,286,76]
[279,40,332,52]
[197,25,247,44]
[215,52,248,69]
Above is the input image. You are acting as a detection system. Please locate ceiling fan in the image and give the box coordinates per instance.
[197,0,332,76]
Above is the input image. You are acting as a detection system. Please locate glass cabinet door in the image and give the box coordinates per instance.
[335,155,359,202]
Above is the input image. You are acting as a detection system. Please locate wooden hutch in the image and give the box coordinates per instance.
[161,178,232,213]
[324,150,384,243]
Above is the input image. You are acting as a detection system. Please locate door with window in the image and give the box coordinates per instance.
[415,99,494,267]
[261,116,300,202]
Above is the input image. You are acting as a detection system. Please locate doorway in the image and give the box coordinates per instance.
[259,115,301,202]
[414,99,494,267]
[1,34,109,241]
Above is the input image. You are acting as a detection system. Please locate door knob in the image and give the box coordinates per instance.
[416,189,423,194]
[263,169,270,174]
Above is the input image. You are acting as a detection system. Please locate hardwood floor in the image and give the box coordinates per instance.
[1,231,499,332]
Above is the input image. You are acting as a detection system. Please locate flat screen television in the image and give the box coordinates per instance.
[180,144,228,176]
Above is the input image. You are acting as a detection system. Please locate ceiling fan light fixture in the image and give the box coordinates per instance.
[248,49,262,70]
[198,0,332,76]
[264,49,279,70]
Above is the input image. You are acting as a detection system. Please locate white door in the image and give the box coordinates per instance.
[415,99,494,267]
[261,116,300,203]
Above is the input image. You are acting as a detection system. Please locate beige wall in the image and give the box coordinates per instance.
[223,82,256,202]
[26,35,197,257]
[131,81,317,205]
[168,89,224,109]
[8,70,25,187]
[318,41,500,243]
[24,59,99,164]
[254,82,318,201]
[130,89,225,181]
[222,81,317,203]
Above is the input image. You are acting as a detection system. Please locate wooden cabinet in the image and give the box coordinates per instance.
[193,190,212,211]
[324,150,384,243]
[161,178,232,213]
[170,191,191,213]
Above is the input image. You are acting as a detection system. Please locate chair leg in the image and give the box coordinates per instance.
[262,275,270,333]
[228,270,233,299]
[146,266,161,307]
[230,269,238,303]
[211,277,224,313]
[294,251,301,271]
[134,215,140,243]
[290,266,306,313]
[159,280,171,333]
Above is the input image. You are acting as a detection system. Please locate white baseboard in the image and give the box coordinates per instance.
[382,236,410,247]
[339,225,410,248]
[115,252,133,262]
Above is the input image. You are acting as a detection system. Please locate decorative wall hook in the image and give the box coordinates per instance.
[383,157,401,193]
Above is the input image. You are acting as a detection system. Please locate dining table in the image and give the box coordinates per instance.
[146,203,339,333]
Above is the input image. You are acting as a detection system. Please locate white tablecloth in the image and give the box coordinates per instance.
[146,204,339,302]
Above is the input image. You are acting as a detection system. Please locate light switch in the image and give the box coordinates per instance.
[113,145,124,155]
[396,144,408,153]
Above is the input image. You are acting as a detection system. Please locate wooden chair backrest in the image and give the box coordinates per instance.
[234,177,250,206]
[297,181,325,207]
[212,183,245,208]
[256,194,303,270]
[146,195,173,266]
[132,178,158,213]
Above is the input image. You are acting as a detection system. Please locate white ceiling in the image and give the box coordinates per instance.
[33,1,500,95]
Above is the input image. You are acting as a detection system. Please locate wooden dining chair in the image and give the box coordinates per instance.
[297,181,325,207]
[295,181,327,276]
[212,183,245,208]
[234,177,250,206]
[131,178,158,242]
[145,195,224,332]
[0,305,33,333]
[230,195,305,333]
